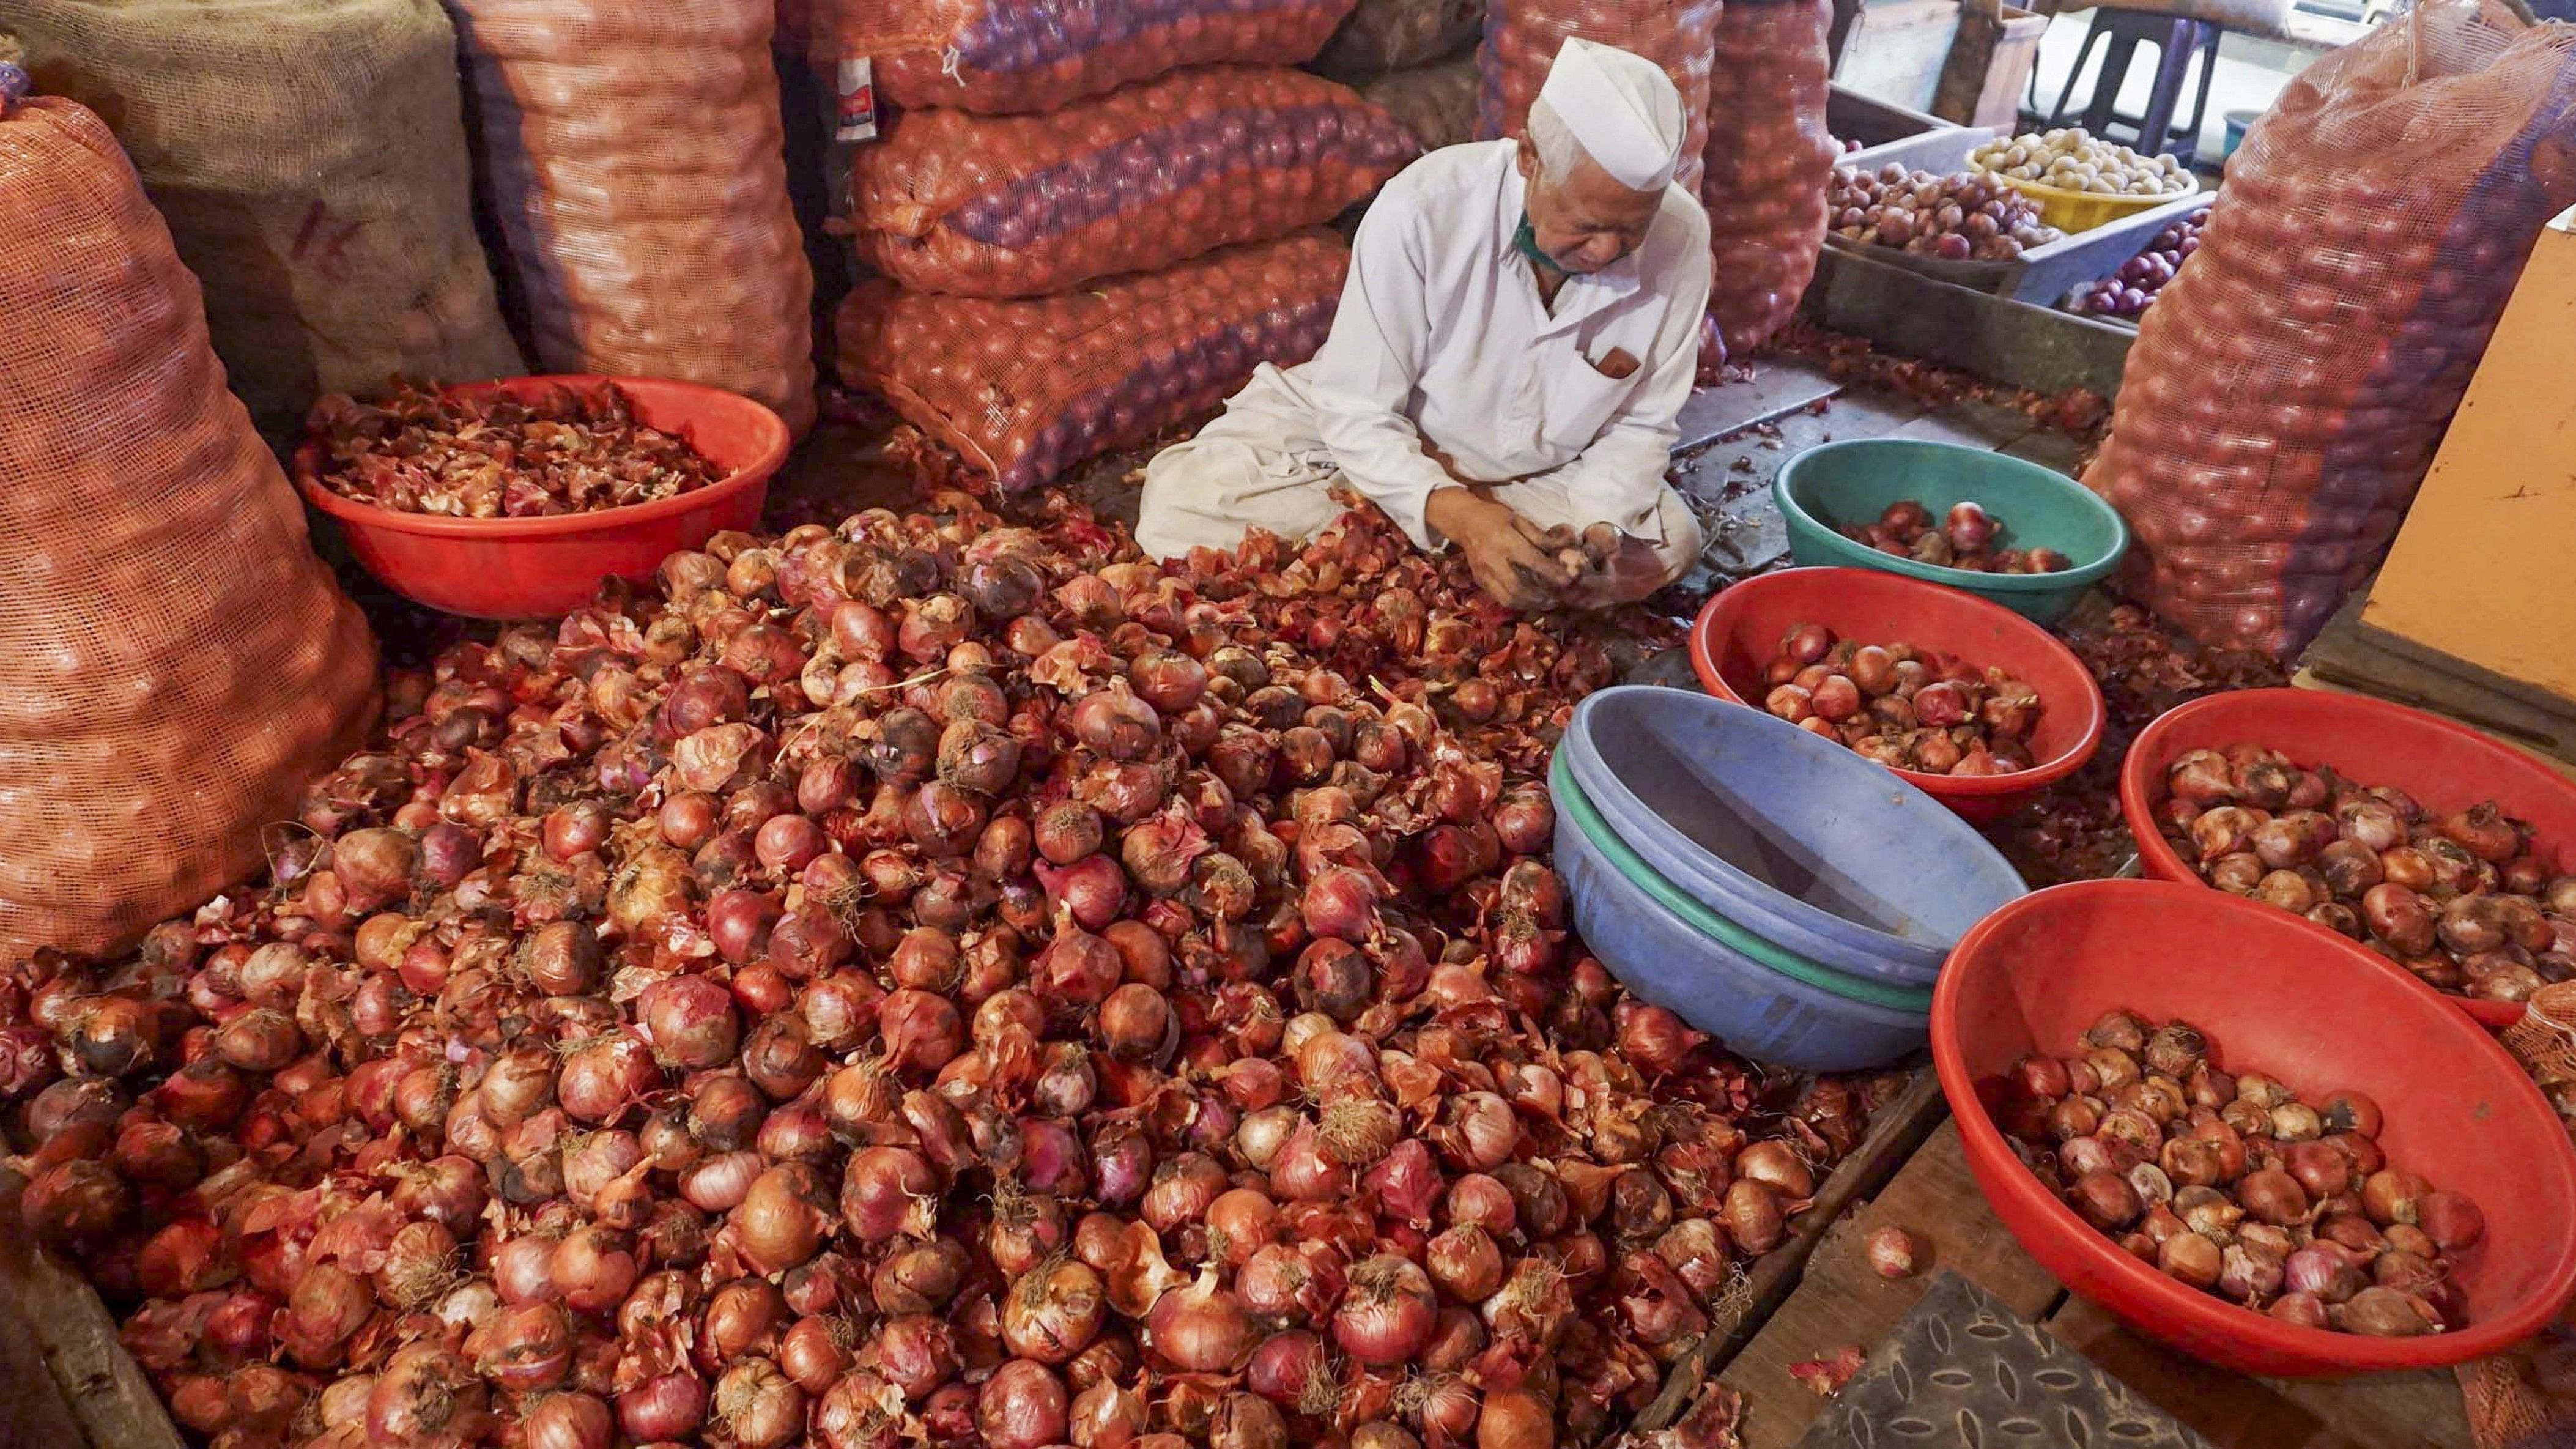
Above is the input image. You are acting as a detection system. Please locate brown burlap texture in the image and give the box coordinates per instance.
[1313,0,1484,80]
[1361,54,1482,152]
[846,66,1415,298]
[1702,0,1837,354]
[837,232,1350,493]
[809,0,1358,115]
[453,0,818,435]
[1475,0,1725,195]
[10,0,522,439]
[2083,0,2576,656]
[0,98,380,963]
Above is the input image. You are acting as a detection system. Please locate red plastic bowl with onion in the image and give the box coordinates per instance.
[2120,688,2576,1029]
[1934,878,2576,1377]
[1690,567,2105,823]
[293,375,789,620]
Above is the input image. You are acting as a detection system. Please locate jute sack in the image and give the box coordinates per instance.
[1361,54,1482,151]
[11,0,523,437]
[0,93,380,962]
[1313,0,1484,80]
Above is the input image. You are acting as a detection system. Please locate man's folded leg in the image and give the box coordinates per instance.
[1135,432,1349,560]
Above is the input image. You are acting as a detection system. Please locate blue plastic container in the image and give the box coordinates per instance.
[1553,754,1930,1071]
[1564,686,2026,984]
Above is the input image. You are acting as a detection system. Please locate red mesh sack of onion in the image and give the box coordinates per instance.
[846,66,1416,299]
[2082,0,2576,656]
[1700,0,1838,354]
[807,0,1360,114]
[1474,0,1723,195]
[835,232,1349,491]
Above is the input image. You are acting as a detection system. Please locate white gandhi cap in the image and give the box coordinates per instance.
[1534,37,1687,192]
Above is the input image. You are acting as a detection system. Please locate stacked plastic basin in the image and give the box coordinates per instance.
[1556,686,2029,1070]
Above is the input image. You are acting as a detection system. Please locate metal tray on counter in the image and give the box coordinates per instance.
[1829,127,2206,306]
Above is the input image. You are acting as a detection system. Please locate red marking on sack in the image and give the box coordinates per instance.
[288,200,365,282]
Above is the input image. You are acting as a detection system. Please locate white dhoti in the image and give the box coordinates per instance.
[1137,366,1704,605]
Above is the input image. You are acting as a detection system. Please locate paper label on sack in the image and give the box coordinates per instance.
[836,57,879,143]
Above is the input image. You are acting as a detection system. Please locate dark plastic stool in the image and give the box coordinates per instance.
[2030,6,2222,167]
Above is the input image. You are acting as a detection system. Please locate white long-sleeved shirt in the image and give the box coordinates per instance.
[1261,139,1711,549]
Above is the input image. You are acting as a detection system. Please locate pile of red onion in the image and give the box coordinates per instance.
[0,491,1894,1449]
[2156,746,2574,1005]
[1834,500,2068,575]
[1997,1010,2481,1336]
[1761,623,2042,777]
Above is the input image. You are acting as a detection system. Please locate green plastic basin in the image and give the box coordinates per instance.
[1774,439,2131,624]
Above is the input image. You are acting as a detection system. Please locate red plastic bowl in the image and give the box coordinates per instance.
[1690,566,2106,823]
[295,376,790,620]
[2122,688,2576,1029]
[1936,879,2576,1377]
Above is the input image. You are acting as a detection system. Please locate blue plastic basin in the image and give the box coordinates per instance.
[1564,686,2026,984]
[1553,752,1930,1071]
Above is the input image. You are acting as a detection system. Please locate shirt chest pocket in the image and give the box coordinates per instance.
[1541,349,1643,451]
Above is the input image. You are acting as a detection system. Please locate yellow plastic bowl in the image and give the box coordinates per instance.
[1989,171,2198,234]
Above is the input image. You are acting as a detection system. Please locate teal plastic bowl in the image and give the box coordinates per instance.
[1774,439,2131,624]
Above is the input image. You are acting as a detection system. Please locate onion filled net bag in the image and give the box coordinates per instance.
[0,95,379,962]
[1476,0,1725,195]
[9,0,522,439]
[1361,54,1482,152]
[452,0,816,435]
[1313,0,1484,80]
[2083,0,2576,656]
[837,231,1350,491]
[846,66,1416,298]
[809,0,1358,114]
[1701,0,1836,354]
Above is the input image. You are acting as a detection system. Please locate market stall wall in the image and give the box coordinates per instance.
[451,0,818,435]
[2083,0,2576,657]
[1700,0,1839,354]
[0,96,379,962]
[9,0,522,439]
[1475,0,1723,195]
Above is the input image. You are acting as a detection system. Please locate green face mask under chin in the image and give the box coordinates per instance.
[1514,213,1561,274]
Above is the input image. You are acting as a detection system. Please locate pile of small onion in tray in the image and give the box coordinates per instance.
[1998,1010,2482,1338]
[0,491,1901,1449]
[2157,744,2575,1004]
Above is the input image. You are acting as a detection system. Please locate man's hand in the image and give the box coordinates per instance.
[1425,487,1575,611]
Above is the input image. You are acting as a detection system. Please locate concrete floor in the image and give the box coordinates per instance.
[1662,360,2084,591]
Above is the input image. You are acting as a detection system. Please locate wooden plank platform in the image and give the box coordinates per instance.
[1638,1069,1953,1431]
[0,1235,184,1449]
[1709,1124,2472,1449]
